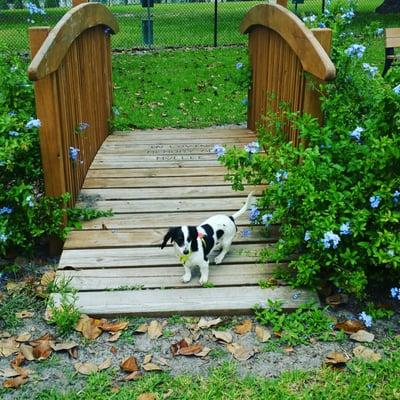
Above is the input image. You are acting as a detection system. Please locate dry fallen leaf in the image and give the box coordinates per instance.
[194,347,211,358]
[107,331,122,342]
[0,368,21,378]
[171,339,189,356]
[50,341,78,352]
[326,293,349,306]
[74,362,99,375]
[324,351,351,365]
[135,323,148,334]
[40,271,56,287]
[98,357,112,371]
[255,326,271,343]
[15,332,31,343]
[137,393,156,400]
[19,344,34,361]
[110,346,118,354]
[0,337,20,357]
[335,320,364,334]
[197,317,222,329]
[144,354,152,364]
[147,320,163,340]
[353,345,381,362]
[122,371,143,381]
[227,343,255,361]
[143,362,163,371]
[75,316,103,340]
[3,375,28,388]
[175,342,203,356]
[99,320,129,333]
[15,310,34,319]
[212,330,233,344]
[234,320,252,335]
[10,352,25,369]
[120,356,139,372]
[32,340,52,360]
[349,330,375,343]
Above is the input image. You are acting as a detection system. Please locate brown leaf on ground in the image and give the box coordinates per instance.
[15,332,31,342]
[0,337,20,357]
[335,320,364,334]
[75,315,103,340]
[29,333,54,345]
[74,362,99,375]
[326,293,349,306]
[10,352,25,369]
[31,336,53,361]
[15,310,34,319]
[120,356,139,372]
[135,323,148,334]
[176,343,203,356]
[194,347,211,358]
[147,320,163,340]
[98,357,112,371]
[3,375,28,388]
[40,271,56,287]
[234,320,252,335]
[171,339,189,356]
[6,281,26,294]
[11,366,30,378]
[284,347,295,354]
[19,344,34,361]
[353,345,381,362]
[197,317,222,329]
[0,368,21,378]
[110,346,118,354]
[137,393,156,400]
[324,351,351,365]
[226,343,255,361]
[350,330,375,343]
[255,326,271,343]
[121,371,143,381]
[50,341,78,352]
[143,363,163,372]
[99,320,129,333]
[69,347,78,359]
[107,331,122,342]
[143,354,152,364]
[212,330,233,344]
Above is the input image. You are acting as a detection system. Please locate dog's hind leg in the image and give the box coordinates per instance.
[214,239,233,265]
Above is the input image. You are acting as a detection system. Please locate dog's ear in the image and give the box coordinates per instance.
[160,227,175,249]
[188,226,199,252]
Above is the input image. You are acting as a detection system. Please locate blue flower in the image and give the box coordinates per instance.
[393,190,400,205]
[25,118,41,129]
[69,146,80,161]
[248,206,260,222]
[345,44,366,59]
[26,195,34,208]
[321,231,341,249]
[242,98,248,106]
[340,222,351,235]
[341,9,354,20]
[211,144,225,157]
[241,228,252,238]
[77,122,89,132]
[390,287,400,300]
[112,106,120,116]
[369,195,381,209]
[8,111,16,117]
[303,15,317,23]
[104,27,112,35]
[362,63,378,77]
[393,84,400,95]
[275,170,288,182]
[304,231,311,241]
[235,62,243,70]
[358,311,372,328]
[0,233,8,242]
[262,213,273,225]
[244,141,260,154]
[387,250,395,257]
[292,292,301,300]
[375,28,384,36]
[350,126,364,141]
[0,207,13,215]
[8,131,20,137]
[26,2,46,15]
[317,22,326,28]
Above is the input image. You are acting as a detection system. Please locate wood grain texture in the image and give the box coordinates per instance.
[51,286,319,316]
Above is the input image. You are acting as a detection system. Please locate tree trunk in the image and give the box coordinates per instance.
[376,0,400,13]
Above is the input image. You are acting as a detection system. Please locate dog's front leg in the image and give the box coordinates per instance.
[198,260,209,285]
[181,264,192,283]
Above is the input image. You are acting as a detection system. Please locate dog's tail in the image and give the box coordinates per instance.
[231,192,254,221]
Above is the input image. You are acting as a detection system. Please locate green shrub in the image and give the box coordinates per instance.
[219,4,400,297]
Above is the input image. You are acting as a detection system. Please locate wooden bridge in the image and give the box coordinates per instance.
[27,1,335,316]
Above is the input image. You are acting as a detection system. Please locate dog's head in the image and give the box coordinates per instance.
[160,226,199,254]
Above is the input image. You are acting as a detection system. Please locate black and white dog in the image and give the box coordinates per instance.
[160,193,253,285]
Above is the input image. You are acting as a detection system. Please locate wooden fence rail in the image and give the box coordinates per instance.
[240,3,336,145]
[27,0,119,205]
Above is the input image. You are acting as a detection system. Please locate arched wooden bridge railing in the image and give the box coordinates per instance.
[240,3,336,145]
[28,0,119,205]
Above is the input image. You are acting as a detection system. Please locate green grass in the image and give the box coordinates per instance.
[1,1,398,51]
[4,339,400,399]
[112,46,248,129]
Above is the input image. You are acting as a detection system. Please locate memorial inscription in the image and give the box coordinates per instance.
[147,143,212,156]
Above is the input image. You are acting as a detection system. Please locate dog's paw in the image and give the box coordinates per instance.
[181,274,191,283]
[199,276,208,285]
[214,255,224,265]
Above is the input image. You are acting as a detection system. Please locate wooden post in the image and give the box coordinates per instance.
[29,27,66,255]
[303,29,333,124]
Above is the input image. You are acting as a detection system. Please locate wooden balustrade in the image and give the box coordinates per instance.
[240,4,335,145]
[28,1,119,205]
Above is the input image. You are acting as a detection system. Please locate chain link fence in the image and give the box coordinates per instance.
[0,0,392,52]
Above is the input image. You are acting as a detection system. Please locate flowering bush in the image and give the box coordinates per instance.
[218,4,400,297]
[0,50,109,257]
